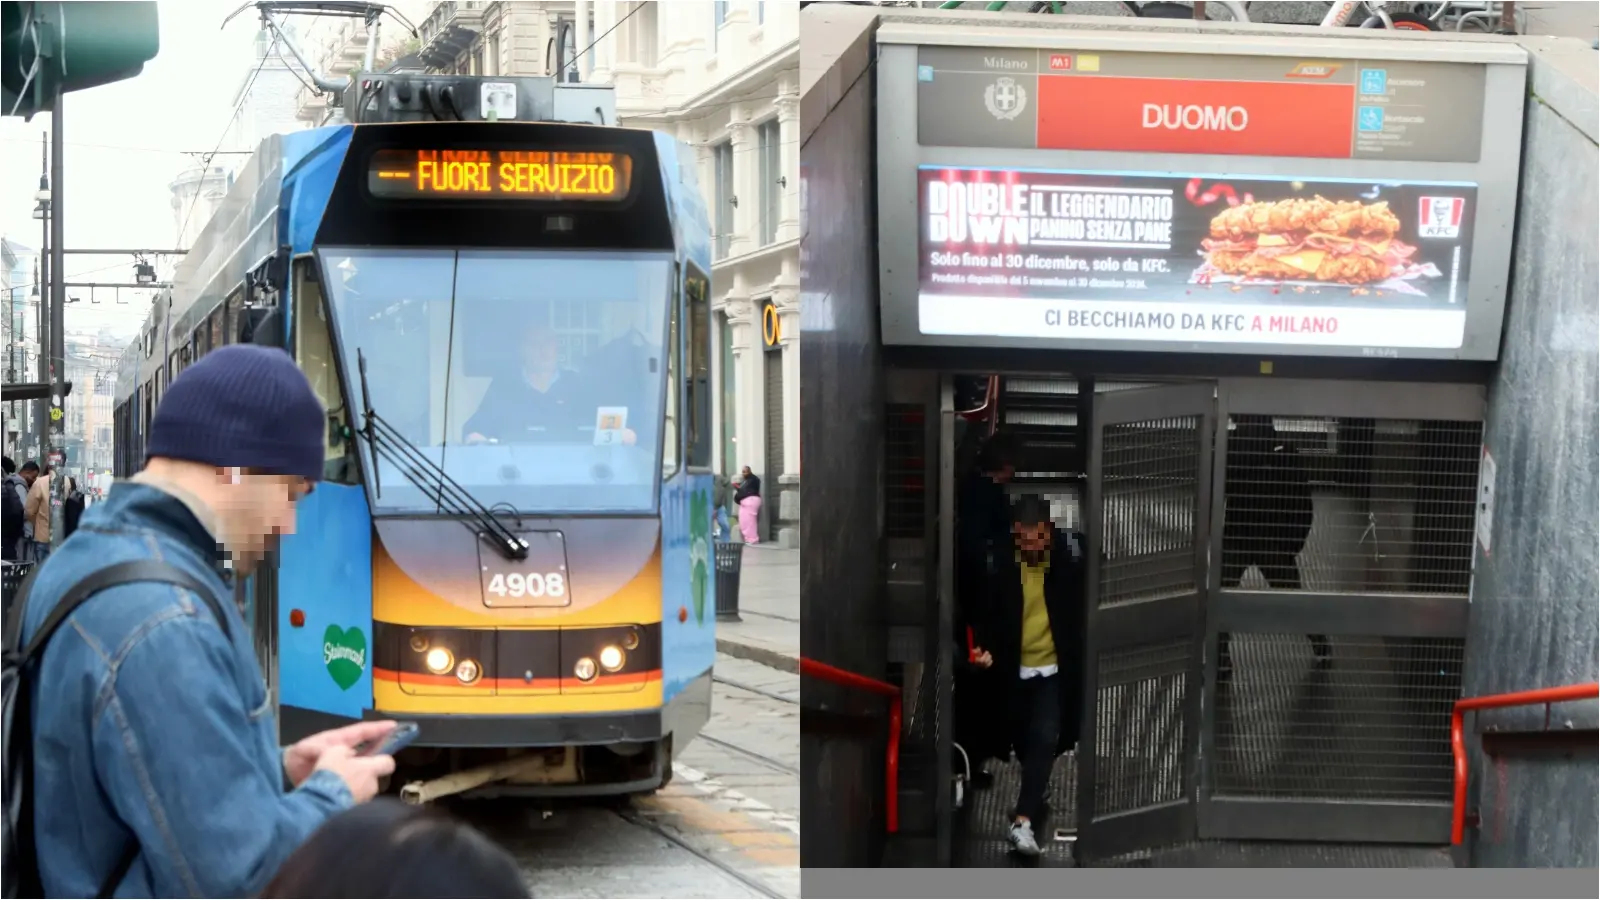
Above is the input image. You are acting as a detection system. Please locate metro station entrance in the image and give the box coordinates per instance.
[933,373,1481,866]
[798,12,1535,870]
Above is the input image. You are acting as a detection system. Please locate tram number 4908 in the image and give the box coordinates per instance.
[486,572,567,598]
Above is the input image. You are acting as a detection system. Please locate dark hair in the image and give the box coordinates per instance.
[977,430,1019,472]
[2,457,12,475]
[18,460,39,474]
[1011,493,1052,528]
[259,799,528,899]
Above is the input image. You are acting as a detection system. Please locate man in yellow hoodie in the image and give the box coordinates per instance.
[968,494,1087,857]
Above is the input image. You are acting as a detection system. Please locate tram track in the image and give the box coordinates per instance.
[611,804,787,899]
[696,732,798,777]
[713,674,800,706]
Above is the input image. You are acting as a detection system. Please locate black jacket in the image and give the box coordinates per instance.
[954,470,1011,638]
[734,474,760,504]
[964,528,1089,760]
[62,487,85,540]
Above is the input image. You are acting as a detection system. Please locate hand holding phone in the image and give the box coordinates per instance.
[358,721,421,757]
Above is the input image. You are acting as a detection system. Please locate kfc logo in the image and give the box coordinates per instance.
[1417,196,1465,239]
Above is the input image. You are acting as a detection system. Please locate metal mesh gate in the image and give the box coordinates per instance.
[1078,384,1213,862]
[1200,380,1482,846]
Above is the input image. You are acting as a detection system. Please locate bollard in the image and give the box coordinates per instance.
[714,541,745,622]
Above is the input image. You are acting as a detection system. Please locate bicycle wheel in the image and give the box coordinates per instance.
[1358,10,1439,30]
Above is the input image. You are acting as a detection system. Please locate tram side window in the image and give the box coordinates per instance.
[684,267,712,469]
[293,258,356,484]
[663,281,681,477]
[208,306,224,352]
[226,288,245,345]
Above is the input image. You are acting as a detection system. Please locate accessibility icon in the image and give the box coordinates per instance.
[1359,69,1388,96]
[1357,106,1385,133]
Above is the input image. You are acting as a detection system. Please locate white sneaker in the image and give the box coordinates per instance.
[1007,820,1042,856]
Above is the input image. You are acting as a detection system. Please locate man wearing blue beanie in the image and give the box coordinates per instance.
[13,345,400,898]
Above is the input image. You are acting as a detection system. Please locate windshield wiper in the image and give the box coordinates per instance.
[355,349,530,561]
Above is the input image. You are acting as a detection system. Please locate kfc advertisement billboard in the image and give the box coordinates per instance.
[916,166,1477,351]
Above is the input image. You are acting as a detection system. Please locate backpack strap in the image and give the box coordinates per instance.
[16,559,233,665]
[6,558,236,899]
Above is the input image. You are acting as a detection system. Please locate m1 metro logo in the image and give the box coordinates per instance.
[1417,196,1465,239]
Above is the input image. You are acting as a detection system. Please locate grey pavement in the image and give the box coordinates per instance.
[717,545,799,673]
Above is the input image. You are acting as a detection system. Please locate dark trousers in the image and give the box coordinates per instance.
[1218,551,1329,673]
[1012,672,1061,823]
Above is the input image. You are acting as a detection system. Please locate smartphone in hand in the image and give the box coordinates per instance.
[358,721,420,757]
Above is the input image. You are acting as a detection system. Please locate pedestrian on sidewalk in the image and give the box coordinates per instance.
[2,457,26,561]
[22,462,52,563]
[734,465,762,544]
[11,344,398,898]
[61,476,86,541]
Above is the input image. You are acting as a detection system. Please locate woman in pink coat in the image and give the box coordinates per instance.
[733,466,762,544]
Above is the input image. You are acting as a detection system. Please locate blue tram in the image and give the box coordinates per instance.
[114,117,718,799]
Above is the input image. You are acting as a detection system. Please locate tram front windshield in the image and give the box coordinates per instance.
[320,248,672,515]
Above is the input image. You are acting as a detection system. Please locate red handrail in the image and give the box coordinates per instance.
[1451,681,1598,845]
[799,657,902,833]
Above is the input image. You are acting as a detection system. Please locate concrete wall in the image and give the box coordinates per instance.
[798,2,892,868]
[1465,36,1599,869]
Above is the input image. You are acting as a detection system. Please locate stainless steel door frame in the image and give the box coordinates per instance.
[1076,382,1216,862]
[1196,378,1481,845]
[935,374,957,866]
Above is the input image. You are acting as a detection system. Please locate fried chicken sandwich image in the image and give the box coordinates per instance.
[1199,196,1421,285]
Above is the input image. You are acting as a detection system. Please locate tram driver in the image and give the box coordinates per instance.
[463,323,586,445]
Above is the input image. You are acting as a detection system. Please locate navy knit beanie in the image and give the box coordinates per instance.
[146,344,326,480]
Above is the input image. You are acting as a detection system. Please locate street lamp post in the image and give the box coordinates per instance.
[31,137,50,468]
[47,95,67,548]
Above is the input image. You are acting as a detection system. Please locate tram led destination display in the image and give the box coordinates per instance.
[918,166,1478,352]
[366,148,634,201]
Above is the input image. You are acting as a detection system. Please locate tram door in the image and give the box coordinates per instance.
[1076,382,1214,862]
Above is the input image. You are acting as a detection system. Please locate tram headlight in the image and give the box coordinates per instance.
[598,645,625,672]
[424,647,454,675]
[455,658,481,684]
[621,630,640,651]
[574,657,598,682]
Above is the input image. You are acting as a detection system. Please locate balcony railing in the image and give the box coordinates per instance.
[419,1,483,70]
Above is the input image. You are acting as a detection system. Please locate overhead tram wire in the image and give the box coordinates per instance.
[174,40,279,250]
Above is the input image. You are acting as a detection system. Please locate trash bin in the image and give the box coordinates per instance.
[3,560,36,625]
[714,542,744,622]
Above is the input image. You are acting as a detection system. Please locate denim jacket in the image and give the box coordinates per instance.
[19,481,352,898]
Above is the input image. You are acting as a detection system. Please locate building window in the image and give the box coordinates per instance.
[713,1,727,50]
[712,141,735,260]
[635,1,658,68]
[758,1,765,25]
[757,119,781,246]
[487,35,499,76]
